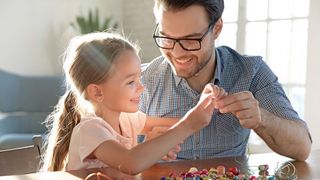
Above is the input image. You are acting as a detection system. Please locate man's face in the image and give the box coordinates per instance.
[156,5,218,79]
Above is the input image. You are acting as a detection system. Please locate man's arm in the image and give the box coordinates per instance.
[217,91,311,161]
[254,108,311,161]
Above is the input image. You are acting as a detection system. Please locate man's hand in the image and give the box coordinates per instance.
[161,144,181,161]
[145,126,169,141]
[217,91,261,129]
[145,126,182,161]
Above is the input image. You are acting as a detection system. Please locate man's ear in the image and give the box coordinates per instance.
[86,84,103,102]
[213,18,223,40]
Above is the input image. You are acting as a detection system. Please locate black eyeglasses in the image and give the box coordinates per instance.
[152,22,215,51]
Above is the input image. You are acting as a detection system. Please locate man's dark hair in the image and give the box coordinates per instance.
[154,0,224,23]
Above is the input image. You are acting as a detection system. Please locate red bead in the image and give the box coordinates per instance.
[250,175,257,180]
[229,167,240,175]
[200,169,208,175]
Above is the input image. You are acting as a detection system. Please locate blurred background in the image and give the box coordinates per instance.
[0,0,319,153]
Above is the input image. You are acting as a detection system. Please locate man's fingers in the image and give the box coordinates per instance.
[162,152,177,161]
[166,151,177,159]
[219,97,259,114]
[218,91,253,107]
[145,126,171,140]
[162,155,169,161]
[173,144,181,152]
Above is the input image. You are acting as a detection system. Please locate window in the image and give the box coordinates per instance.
[216,0,310,153]
[216,0,309,118]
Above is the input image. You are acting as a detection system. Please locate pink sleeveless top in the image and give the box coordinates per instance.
[66,112,146,170]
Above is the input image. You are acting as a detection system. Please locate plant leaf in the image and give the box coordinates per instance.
[94,8,100,31]
[88,9,93,33]
[72,8,118,34]
[76,16,87,34]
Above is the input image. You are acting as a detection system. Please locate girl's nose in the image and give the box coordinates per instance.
[137,80,144,93]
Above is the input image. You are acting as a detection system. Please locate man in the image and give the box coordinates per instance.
[139,0,311,161]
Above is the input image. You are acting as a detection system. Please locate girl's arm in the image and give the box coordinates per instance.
[94,118,194,175]
[93,84,226,175]
[142,116,181,161]
[141,116,179,135]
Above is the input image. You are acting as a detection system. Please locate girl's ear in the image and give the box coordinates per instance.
[86,84,103,102]
[213,18,223,40]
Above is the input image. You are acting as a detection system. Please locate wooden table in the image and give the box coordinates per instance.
[1,149,319,179]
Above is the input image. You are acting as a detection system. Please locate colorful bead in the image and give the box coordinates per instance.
[217,165,226,175]
[209,168,218,174]
[258,165,269,171]
[229,167,240,176]
[250,175,257,180]
[267,176,275,180]
[188,167,198,173]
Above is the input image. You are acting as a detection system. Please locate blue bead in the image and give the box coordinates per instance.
[267,176,275,180]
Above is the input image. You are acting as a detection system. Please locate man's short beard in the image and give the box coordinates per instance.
[186,50,213,79]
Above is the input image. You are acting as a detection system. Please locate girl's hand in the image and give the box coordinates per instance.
[185,84,227,131]
[199,83,228,108]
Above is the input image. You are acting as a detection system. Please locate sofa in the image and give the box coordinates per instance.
[0,69,64,150]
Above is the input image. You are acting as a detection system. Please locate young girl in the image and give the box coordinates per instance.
[41,32,226,175]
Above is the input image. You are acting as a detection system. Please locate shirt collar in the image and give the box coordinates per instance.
[172,49,222,86]
[213,48,222,85]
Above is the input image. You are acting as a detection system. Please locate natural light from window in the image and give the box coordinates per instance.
[216,0,309,119]
[216,0,310,153]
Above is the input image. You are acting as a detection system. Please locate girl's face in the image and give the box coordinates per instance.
[99,50,144,113]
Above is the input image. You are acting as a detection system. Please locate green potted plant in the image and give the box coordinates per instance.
[71,8,118,34]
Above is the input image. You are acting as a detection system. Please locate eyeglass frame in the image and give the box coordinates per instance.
[152,21,216,51]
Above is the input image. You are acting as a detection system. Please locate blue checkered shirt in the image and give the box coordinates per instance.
[139,46,302,160]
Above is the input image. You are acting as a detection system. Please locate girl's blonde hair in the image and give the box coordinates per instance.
[41,32,138,171]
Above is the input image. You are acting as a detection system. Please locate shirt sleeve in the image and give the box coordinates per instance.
[74,119,116,162]
[120,112,146,146]
[121,111,146,135]
[133,111,147,134]
[252,60,302,121]
[139,70,148,113]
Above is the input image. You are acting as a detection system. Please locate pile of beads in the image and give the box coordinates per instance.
[160,165,276,180]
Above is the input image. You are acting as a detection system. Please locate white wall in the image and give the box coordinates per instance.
[0,0,123,76]
[305,0,320,150]
[122,0,161,63]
